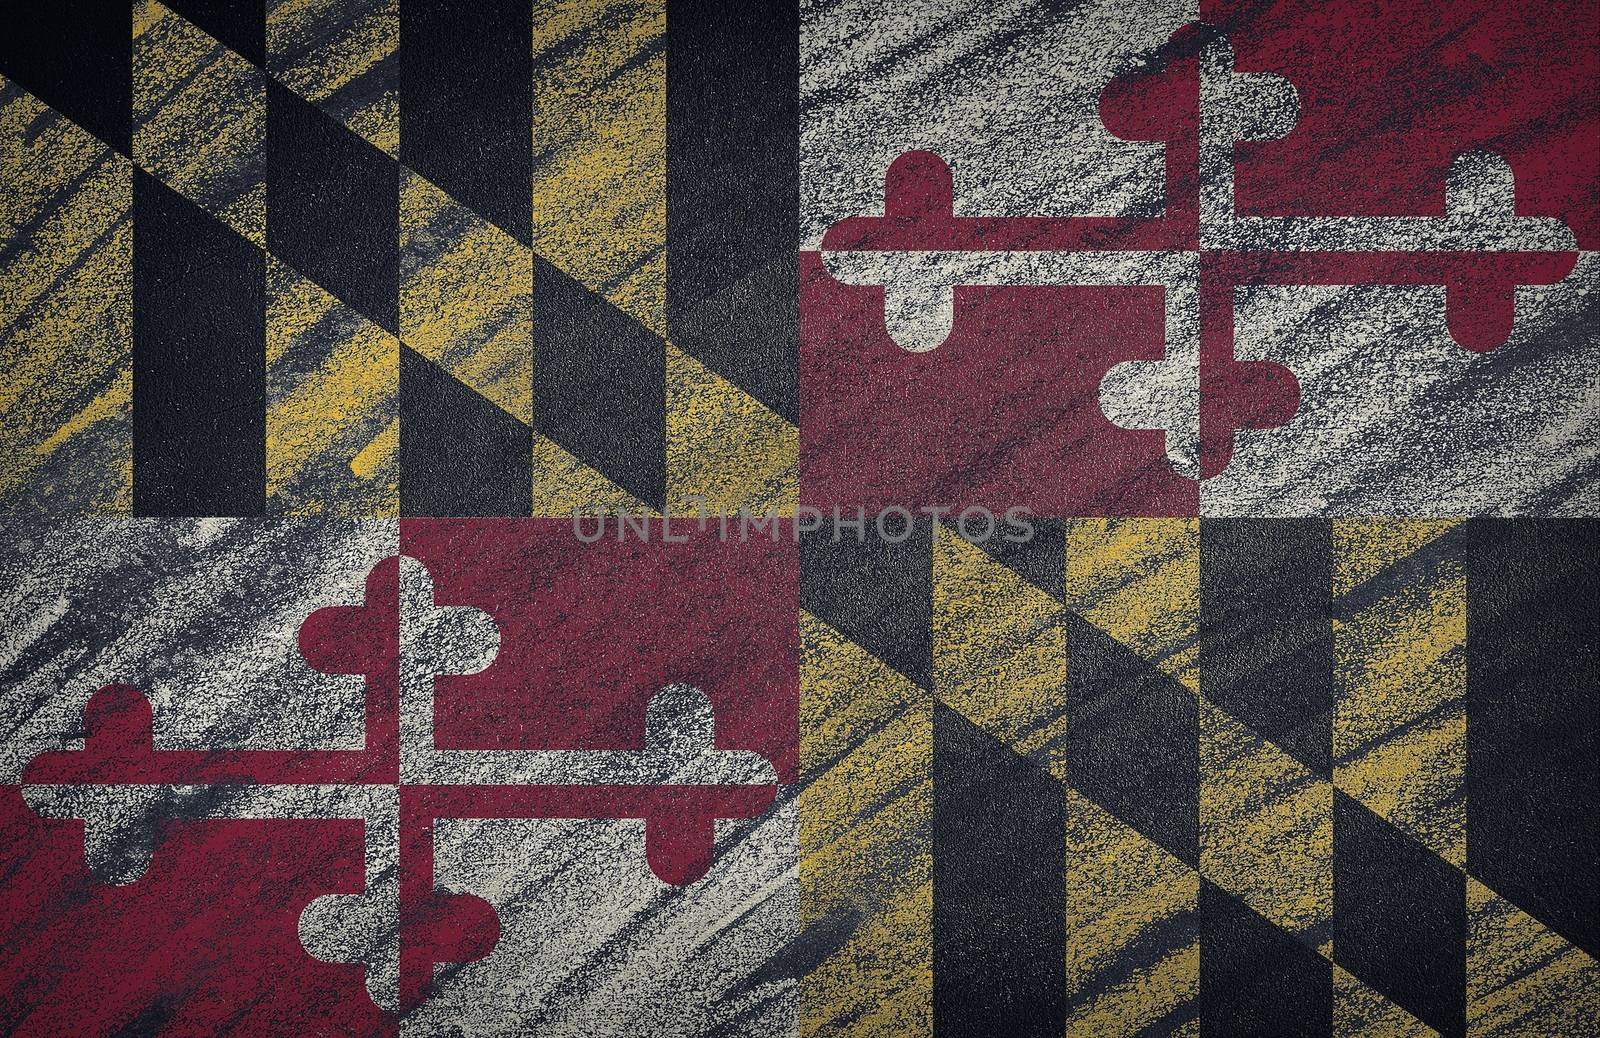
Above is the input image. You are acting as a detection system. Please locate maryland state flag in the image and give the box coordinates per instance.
[1,1,1595,1036]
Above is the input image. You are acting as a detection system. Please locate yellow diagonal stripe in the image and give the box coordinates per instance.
[134,0,265,247]
[1331,519,1457,597]
[1467,879,1600,1036]
[1335,964,1437,1037]
[1334,519,1466,868]
[1066,789,1199,1038]
[0,79,131,513]
[1066,518,1199,692]
[665,344,798,517]
[933,524,1067,776]
[530,431,653,516]
[799,611,932,1038]
[531,0,664,337]
[400,170,532,425]
[266,256,397,515]
[1201,698,1333,944]
[1060,519,1200,1035]
[267,0,398,156]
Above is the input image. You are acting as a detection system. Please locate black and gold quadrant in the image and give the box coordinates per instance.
[0,0,799,518]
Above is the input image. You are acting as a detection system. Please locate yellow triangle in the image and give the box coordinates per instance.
[1334,964,1437,1037]
[400,170,533,425]
[1065,788,1198,1038]
[1200,699,1332,939]
[266,0,399,157]
[932,525,1066,776]
[265,256,398,516]
[133,0,266,248]
[530,431,652,517]
[1468,878,1600,1035]
[1065,518,1199,692]
[1331,518,1461,596]
[665,344,797,518]
[799,610,933,1038]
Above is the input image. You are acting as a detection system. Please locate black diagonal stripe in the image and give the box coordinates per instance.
[532,256,666,511]
[266,78,397,334]
[132,169,264,516]
[1065,612,1199,868]
[800,520,932,691]
[933,702,1065,1037]
[1199,880,1332,1037]
[1201,518,1334,777]
[399,0,531,248]
[0,0,130,154]
[1464,518,1599,959]
[1335,791,1466,1038]
[666,0,798,423]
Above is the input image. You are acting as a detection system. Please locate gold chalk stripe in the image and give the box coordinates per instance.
[134,0,265,247]
[266,256,397,515]
[1063,518,1200,1036]
[932,524,1067,774]
[525,0,799,518]
[1066,518,1199,693]
[1467,878,1600,1036]
[1334,964,1437,1037]
[530,431,653,517]
[1066,789,1199,1038]
[1200,698,1333,949]
[666,344,798,518]
[0,80,131,513]
[400,169,532,425]
[799,611,932,1038]
[1333,519,1466,868]
[266,0,398,157]
[532,0,665,337]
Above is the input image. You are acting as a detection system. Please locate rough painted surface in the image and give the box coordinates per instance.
[932,525,1067,773]
[1,518,800,1033]
[666,344,799,518]
[0,521,1596,1033]
[800,0,1188,248]
[0,78,132,515]
[399,171,533,428]
[266,257,399,516]
[798,611,932,1038]
[1333,519,1466,867]
[1467,878,1600,1036]
[416,811,796,1037]
[1065,790,1200,1038]
[267,0,399,157]
[532,0,665,339]
[1063,518,1201,1036]
[1208,266,1600,515]
[1200,699,1334,946]
[0,518,394,780]
[0,1,1597,1035]
[803,0,1598,514]
[133,0,266,248]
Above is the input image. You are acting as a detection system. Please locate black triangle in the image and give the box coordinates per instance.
[399,346,531,516]
[532,257,666,512]
[164,0,265,67]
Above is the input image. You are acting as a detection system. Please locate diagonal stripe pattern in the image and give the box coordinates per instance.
[2,0,798,519]
[793,517,1597,1037]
